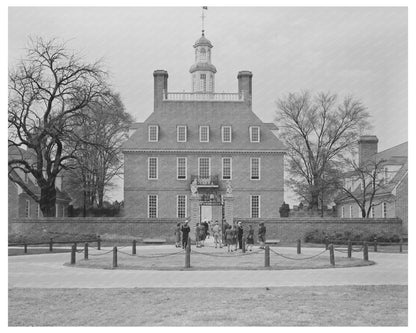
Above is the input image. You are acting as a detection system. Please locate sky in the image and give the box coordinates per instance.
[8,6,408,204]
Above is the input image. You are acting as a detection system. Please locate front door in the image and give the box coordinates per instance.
[200,205,212,223]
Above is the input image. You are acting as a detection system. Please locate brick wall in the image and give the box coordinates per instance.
[395,174,408,233]
[9,217,403,243]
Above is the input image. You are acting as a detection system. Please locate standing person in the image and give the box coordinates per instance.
[212,221,222,248]
[195,223,201,248]
[199,221,206,247]
[246,225,254,251]
[222,219,229,244]
[181,221,191,249]
[258,222,266,249]
[237,221,244,250]
[225,225,233,252]
[174,222,181,248]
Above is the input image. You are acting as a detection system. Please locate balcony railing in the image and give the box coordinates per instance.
[191,175,219,187]
[163,91,244,102]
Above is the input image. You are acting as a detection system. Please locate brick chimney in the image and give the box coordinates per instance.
[358,135,378,167]
[237,71,253,108]
[153,70,168,111]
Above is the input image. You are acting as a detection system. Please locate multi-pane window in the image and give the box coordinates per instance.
[341,206,345,218]
[148,157,158,179]
[199,126,209,142]
[36,204,41,218]
[222,126,232,142]
[177,125,187,142]
[222,157,232,180]
[148,125,159,142]
[148,195,158,218]
[25,200,30,217]
[250,157,260,180]
[349,205,353,218]
[198,157,211,178]
[382,202,387,218]
[177,195,187,218]
[200,48,206,61]
[249,126,260,143]
[370,205,375,218]
[177,157,187,180]
[250,195,260,218]
[24,172,29,183]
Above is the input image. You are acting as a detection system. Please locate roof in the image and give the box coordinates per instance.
[194,34,213,48]
[189,62,217,74]
[122,101,287,152]
[374,141,407,162]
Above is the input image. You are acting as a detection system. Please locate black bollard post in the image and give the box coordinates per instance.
[329,244,335,266]
[70,244,76,265]
[325,236,329,250]
[297,239,301,254]
[399,238,403,253]
[374,237,378,252]
[24,243,27,254]
[348,239,352,258]
[84,243,88,260]
[264,245,270,267]
[49,238,53,252]
[113,246,118,268]
[97,235,101,250]
[185,237,191,268]
[363,242,369,261]
[242,239,246,253]
[132,240,137,255]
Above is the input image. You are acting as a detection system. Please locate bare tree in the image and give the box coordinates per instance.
[65,92,132,214]
[8,37,107,216]
[276,91,370,210]
[336,157,390,218]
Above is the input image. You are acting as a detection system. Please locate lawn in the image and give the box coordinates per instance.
[8,285,407,326]
[68,245,374,270]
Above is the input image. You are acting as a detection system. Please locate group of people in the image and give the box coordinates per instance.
[174,220,267,251]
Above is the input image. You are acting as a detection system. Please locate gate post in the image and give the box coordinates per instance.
[264,245,270,267]
[329,244,335,266]
[185,237,191,268]
[347,239,352,258]
[297,239,301,254]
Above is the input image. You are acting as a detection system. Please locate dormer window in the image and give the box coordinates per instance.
[250,126,260,143]
[222,126,232,142]
[199,126,209,142]
[148,125,159,142]
[177,125,187,142]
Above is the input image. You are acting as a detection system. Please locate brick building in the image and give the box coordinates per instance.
[8,147,71,219]
[122,32,287,224]
[335,136,408,233]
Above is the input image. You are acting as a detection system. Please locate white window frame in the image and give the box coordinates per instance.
[222,126,232,143]
[25,200,30,218]
[177,195,187,218]
[148,157,158,180]
[148,125,159,142]
[177,157,187,180]
[349,205,353,218]
[198,157,211,178]
[148,195,158,218]
[250,195,261,218]
[250,157,261,180]
[36,204,41,218]
[199,126,209,143]
[382,202,387,218]
[370,205,375,218]
[341,206,345,218]
[222,157,232,180]
[177,125,187,142]
[249,126,260,143]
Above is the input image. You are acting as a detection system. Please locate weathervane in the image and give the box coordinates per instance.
[201,6,208,35]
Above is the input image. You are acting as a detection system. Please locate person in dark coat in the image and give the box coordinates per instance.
[174,223,181,248]
[225,225,233,252]
[246,225,254,251]
[258,222,266,249]
[181,221,191,249]
[237,221,244,250]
